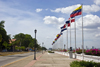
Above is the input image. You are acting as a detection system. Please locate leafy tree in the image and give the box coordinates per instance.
[13,33,41,51]
[2,41,8,49]
[42,47,47,50]
[0,21,5,28]
[0,21,10,51]
[23,34,33,47]
[13,33,33,48]
[0,34,2,42]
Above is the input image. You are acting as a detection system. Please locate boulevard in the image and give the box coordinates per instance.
[0,52,35,66]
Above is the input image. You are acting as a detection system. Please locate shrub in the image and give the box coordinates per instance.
[48,51,54,53]
[85,49,100,56]
[73,48,83,54]
[70,60,100,67]
[61,49,67,52]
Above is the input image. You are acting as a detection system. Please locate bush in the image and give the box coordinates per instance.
[70,60,100,67]
[85,49,100,56]
[48,51,54,53]
[73,48,83,54]
[60,49,67,52]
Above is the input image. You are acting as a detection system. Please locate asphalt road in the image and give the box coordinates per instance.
[0,52,36,66]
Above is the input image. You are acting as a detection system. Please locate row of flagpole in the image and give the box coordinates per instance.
[82,4,84,59]
[52,4,84,59]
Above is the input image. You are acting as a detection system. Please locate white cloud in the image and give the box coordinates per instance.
[51,4,81,14]
[45,9,48,11]
[76,14,100,29]
[43,16,65,24]
[98,27,100,29]
[51,4,100,14]
[94,0,100,5]
[83,4,100,13]
[95,34,100,37]
[36,8,43,12]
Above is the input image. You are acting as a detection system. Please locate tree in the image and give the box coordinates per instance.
[2,41,8,49]
[0,21,10,51]
[13,33,41,51]
[0,34,2,42]
[0,21,5,28]
[42,47,47,51]
[13,33,33,48]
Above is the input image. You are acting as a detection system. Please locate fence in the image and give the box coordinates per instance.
[55,51,100,62]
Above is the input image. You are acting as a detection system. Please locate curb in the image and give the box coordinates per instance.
[24,53,44,67]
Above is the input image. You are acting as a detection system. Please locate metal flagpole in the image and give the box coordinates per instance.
[67,26,68,51]
[70,18,71,48]
[82,4,84,60]
[74,17,76,58]
[62,34,63,50]
[69,17,72,58]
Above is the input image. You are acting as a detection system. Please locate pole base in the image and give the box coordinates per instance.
[69,51,73,58]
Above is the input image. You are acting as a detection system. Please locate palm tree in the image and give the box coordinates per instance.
[0,21,5,29]
[0,21,10,51]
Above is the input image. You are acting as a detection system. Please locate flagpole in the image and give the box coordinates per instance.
[66,26,68,51]
[62,34,63,50]
[69,17,73,58]
[82,4,84,60]
[70,18,71,48]
[74,17,77,59]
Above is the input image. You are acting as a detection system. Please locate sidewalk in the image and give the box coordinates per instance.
[2,52,77,67]
[31,52,76,67]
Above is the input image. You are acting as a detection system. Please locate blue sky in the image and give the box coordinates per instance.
[0,0,100,49]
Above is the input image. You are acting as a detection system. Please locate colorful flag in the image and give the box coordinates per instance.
[61,28,67,32]
[61,24,66,29]
[52,41,55,45]
[70,5,82,18]
[55,38,57,41]
[68,23,70,27]
[66,18,75,27]
[66,18,75,24]
[60,32,63,35]
[57,34,60,39]
[56,34,59,37]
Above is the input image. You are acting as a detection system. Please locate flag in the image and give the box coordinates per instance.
[70,5,82,18]
[61,24,66,29]
[57,34,60,39]
[68,23,70,27]
[61,28,67,32]
[60,32,63,35]
[52,41,55,45]
[55,38,57,41]
[66,18,75,24]
[66,18,75,27]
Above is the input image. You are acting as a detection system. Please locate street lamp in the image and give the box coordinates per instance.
[34,29,37,60]
[64,44,66,52]
[42,42,44,54]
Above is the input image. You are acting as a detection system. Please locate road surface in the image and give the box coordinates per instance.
[0,52,36,66]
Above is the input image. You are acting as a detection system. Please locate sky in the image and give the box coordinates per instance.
[0,0,100,49]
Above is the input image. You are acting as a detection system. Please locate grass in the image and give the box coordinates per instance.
[0,52,30,56]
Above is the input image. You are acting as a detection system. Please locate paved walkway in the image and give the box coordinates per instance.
[1,52,77,67]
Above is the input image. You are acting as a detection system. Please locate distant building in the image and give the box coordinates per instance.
[9,39,16,43]
[49,48,52,51]
[92,46,94,49]
[8,39,16,51]
[86,46,88,50]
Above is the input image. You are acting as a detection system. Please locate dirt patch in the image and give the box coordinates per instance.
[0,52,30,56]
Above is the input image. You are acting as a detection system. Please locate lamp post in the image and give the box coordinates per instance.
[34,29,37,60]
[42,42,44,54]
[64,44,66,52]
